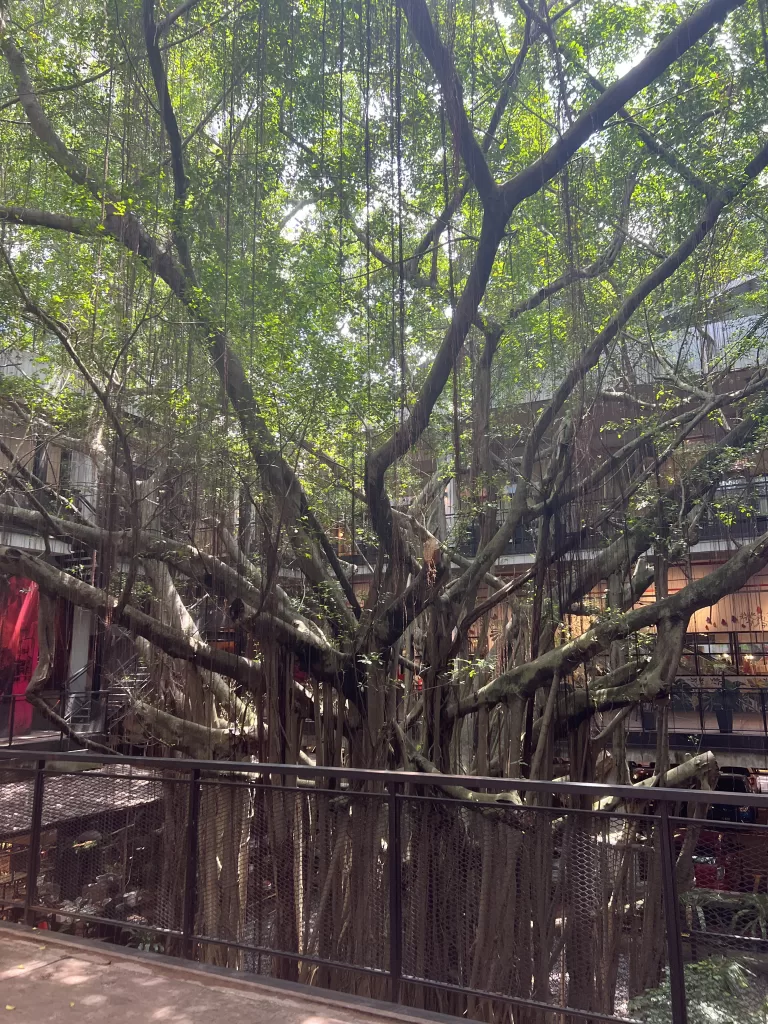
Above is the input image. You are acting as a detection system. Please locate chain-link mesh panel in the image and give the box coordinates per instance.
[32,765,182,943]
[673,814,768,1021]
[0,762,35,910]
[16,758,763,1024]
[193,775,389,988]
[400,795,666,1022]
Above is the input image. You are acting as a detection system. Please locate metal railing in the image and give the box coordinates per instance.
[0,693,71,749]
[0,685,113,749]
[671,685,768,709]
[629,687,768,762]
[445,509,537,557]
[640,687,768,730]
[2,750,768,1023]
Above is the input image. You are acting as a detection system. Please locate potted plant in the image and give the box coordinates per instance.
[702,680,741,733]
[641,703,656,732]
[672,679,696,712]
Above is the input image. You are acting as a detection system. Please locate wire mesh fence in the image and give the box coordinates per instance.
[1,751,767,1024]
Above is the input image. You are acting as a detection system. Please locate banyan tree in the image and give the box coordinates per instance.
[0,0,767,1014]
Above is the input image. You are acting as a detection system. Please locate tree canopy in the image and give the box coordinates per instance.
[0,0,767,780]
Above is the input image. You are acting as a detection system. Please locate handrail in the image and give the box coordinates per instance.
[1,747,766,808]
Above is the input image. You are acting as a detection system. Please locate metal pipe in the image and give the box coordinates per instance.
[24,760,45,927]
[1,748,766,808]
[387,779,402,1003]
[182,768,201,959]
[7,695,16,749]
[659,802,688,1024]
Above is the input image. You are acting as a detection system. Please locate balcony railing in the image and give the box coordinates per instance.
[629,687,768,762]
[0,690,114,749]
[2,750,768,1023]
[445,510,537,557]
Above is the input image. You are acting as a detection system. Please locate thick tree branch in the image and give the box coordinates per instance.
[0,546,264,689]
[519,0,717,198]
[601,752,719,810]
[499,0,744,210]
[397,0,499,206]
[142,0,195,277]
[365,208,506,542]
[393,722,523,805]
[0,502,340,655]
[0,205,95,235]
[534,659,646,743]
[132,699,320,762]
[452,521,768,719]
[404,17,534,275]
[156,0,202,37]
[583,71,717,199]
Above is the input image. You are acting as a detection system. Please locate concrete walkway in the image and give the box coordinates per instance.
[0,928,440,1024]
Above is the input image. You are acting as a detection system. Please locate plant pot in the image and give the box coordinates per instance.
[715,708,733,733]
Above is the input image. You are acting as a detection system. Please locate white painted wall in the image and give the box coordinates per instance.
[67,606,92,692]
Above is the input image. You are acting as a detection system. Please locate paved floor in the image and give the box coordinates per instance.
[0,929,429,1024]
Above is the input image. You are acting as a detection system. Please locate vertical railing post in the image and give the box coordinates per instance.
[25,760,46,926]
[182,768,201,959]
[760,690,768,738]
[8,696,16,748]
[659,802,688,1024]
[697,689,706,735]
[388,779,402,1004]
